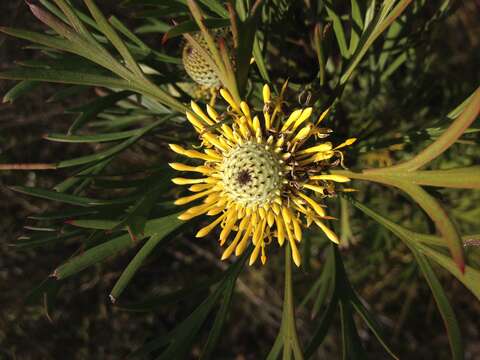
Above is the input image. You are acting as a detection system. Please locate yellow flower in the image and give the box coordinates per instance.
[169,84,356,267]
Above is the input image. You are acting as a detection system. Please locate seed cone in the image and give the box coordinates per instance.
[182,28,233,88]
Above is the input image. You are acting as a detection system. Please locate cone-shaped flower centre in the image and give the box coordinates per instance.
[222,142,283,207]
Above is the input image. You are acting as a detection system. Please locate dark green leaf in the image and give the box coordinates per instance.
[412,249,463,360]
[3,80,40,103]
[0,67,142,91]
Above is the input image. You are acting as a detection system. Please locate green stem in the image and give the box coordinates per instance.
[282,244,304,360]
[331,167,480,190]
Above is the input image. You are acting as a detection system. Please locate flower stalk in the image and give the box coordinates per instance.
[282,244,304,360]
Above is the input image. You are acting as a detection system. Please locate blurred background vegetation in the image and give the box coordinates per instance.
[0,0,479,359]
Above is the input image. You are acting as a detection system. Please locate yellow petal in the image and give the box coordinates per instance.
[179,202,215,220]
[196,213,226,238]
[186,111,205,130]
[252,116,262,135]
[220,210,238,245]
[302,183,326,194]
[261,244,267,265]
[202,133,228,151]
[235,223,253,256]
[334,138,357,150]
[262,84,271,103]
[292,107,313,131]
[249,241,262,266]
[220,88,240,112]
[204,149,222,160]
[174,188,215,205]
[313,219,339,244]
[221,124,236,142]
[191,101,214,125]
[292,124,313,142]
[316,107,330,125]
[297,192,326,217]
[291,216,302,242]
[189,183,214,192]
[221,229,244,260]
[281,109,303,131]
[297,142,333,155]
[264,112,271,131]
[252,219,266,245]
[267,210,275,227]
[282,206,292,224]
[169,143,186,155]
[290,240,301,267]
[169,163,212,173]
[206,104,219,122]
[275,215,285,246]
[172,177,208,185]
[312,151,335,162]
[240,101,251,119]
[309,174,350,182]
[258,206,266,220]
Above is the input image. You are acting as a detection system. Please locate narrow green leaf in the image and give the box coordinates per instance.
[56,119,162,168]
[67,90,133,134]
[118,274,222,312]
[197,0,229,18]
[0,67,142,91]
[235,13,262,95]
[3,80,40,103]
[340,0,413,85]
[46,128,142,143]
[348,0,364,54]
[348,197,480,301]
[10,186,110,206]
[411,249,463,360]
[252,35,270,82]
[339,299,367,360]
[380,51,407,81]
[54,212,182,279]
[349,293,399,359]
[0,26,79,53]
[304,245,338,359]
[109,217,183,301]
[54,158,112,193]
[383,87,480,172]
[67,219,120,230]
[84,0,144,77]
[12,229,84,249]
[29,208,98,220]
[415,242,480,301]
[266,333,283,360]
[109,15,149,51]
[399,183,464,274]
[130,248,250,359]
[53,233,132,279]
[309,246,335,319]
[400,167,480,190]
[200,277,236,359]
[164,18,230,40]
[51,0,97,43]
[325,1,350,59]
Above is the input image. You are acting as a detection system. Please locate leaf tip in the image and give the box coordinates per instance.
[109,294,116,304]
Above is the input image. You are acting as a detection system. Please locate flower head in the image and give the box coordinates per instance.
[170,84,356,266]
